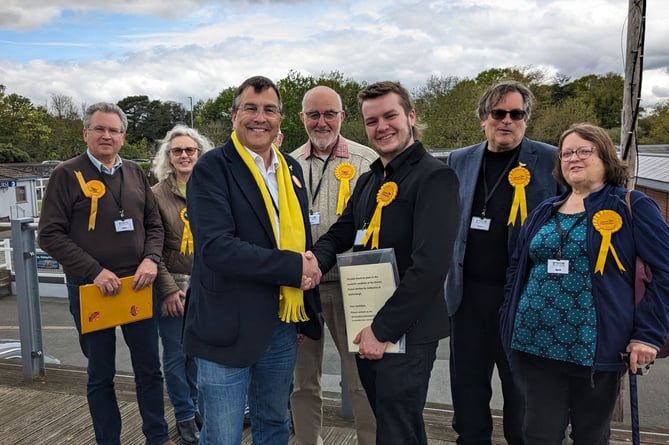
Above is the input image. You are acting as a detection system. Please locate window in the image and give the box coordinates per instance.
[15,186,27,203]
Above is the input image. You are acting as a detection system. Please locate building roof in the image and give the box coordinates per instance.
[0,164,48,181]
[637,154,669,192]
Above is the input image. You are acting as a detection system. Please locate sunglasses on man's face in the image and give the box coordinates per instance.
[489,109,527,121]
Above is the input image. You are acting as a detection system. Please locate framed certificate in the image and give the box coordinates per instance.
[79,276,153,334]
[336,248,405,353]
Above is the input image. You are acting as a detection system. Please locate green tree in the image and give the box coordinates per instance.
[564,73,624,129]
[529,97,597,145]
[0,143,31,162]
[638,101,669,144]
[416,76,484,149]
[0,89,52,161]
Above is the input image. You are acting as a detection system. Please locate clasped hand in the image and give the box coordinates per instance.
[301,251,322,290]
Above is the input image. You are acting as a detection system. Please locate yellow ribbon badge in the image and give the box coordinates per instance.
[179,207,193,255]
[362,181,398,249]
[592,209,626,275]
[334,162,356,215]
[74,171,106,230]
[507,164,531,226]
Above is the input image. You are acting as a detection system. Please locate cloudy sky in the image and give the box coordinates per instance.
[1,0,668,112]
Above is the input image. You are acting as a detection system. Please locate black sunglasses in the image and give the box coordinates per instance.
[490,109,527,121]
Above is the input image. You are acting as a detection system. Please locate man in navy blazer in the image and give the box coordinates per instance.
[445,81,563,445]
[182,76,322,445]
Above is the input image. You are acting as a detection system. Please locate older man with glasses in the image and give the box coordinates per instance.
[290,85,378,445]
[445,81,564,445]
[38,102,174,445]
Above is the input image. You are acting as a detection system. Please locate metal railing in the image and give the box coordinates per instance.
[5,218,45,380]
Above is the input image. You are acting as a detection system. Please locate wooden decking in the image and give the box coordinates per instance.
[1,361,668,444]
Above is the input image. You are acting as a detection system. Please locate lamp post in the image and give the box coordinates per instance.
[188,96,194,128]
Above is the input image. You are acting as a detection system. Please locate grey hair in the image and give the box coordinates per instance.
[152,124,214,182]
[476,80,534,122]
[83,102,128,132]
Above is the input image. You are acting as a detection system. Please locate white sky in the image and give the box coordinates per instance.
[0,0,667,111]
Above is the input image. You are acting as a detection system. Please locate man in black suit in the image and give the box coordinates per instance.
[312,81,460,445]
[445,81,562,445]
[182,76,322,445]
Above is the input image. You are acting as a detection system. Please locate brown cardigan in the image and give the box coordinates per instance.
[152,175,194,301]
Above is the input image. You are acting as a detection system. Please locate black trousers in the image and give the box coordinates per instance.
[450,280,524,445]
[356,341,438,445]
[515,352,622,445]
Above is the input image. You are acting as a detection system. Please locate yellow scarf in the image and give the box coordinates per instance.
[231,131,309,322]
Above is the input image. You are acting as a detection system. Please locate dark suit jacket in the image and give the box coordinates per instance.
[182,139,321,367]
[313,142,460,345]
[444,137,562,316]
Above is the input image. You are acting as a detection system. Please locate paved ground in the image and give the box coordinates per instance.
[1,292,668,431]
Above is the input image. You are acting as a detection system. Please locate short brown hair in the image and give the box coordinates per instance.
[357,81,426,140]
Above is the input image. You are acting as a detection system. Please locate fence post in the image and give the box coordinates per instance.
[11,217,45,381]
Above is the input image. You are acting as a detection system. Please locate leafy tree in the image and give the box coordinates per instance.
[0,90,52,161]
[638,100,669,144]
[416,76,483,149]
[0,143,31,162]
[564,73,624,129]
[529,97,597,145]
[198,87,236,145]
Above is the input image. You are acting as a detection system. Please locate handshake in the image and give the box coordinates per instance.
[300,251,322,290]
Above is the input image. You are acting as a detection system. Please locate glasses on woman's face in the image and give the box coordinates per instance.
[170,147,198,156]
[559,146,595,162]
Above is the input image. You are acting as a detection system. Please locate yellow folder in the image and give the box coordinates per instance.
[79,275,153,334]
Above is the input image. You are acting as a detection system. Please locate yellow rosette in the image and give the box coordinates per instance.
[179,207,193,255]
[74,171,106,230]
[334,162,356,215]
[592,209,626,275]
[362,181,398,249]
[507,164,531,226]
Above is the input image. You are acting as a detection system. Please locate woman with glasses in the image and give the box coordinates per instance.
[151,124,213,444]
[500,123,669,444]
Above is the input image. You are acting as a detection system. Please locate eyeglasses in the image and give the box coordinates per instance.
[86,126,125,136]
[489,109,527,121]
[304,111,342,122]
[559,146,595,161]
[170,147,198,156]
[238,103,281,118]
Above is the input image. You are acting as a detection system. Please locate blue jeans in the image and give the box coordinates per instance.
[196,319,297,445]
[67,276,169,445]
[158,312,198,422]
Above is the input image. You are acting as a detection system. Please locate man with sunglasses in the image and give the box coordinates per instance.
[290,85,378,445]
[445,81,563,445]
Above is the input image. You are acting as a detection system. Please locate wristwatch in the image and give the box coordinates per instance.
[144,254,161,264]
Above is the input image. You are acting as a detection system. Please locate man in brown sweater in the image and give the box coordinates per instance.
[38,102,174,445]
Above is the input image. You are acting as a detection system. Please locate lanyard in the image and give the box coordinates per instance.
[480,151,519,217]
[98,168,125,218]
[308,152,335,206]
[554,213,587,260]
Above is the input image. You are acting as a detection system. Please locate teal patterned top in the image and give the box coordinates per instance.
[511,212,597,366]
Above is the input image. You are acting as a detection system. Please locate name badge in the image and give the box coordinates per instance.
[354,229,367,246]
[114,218,135,232]
[309,212,321,225]
[547,259,569,274]
[470,216,491,231]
